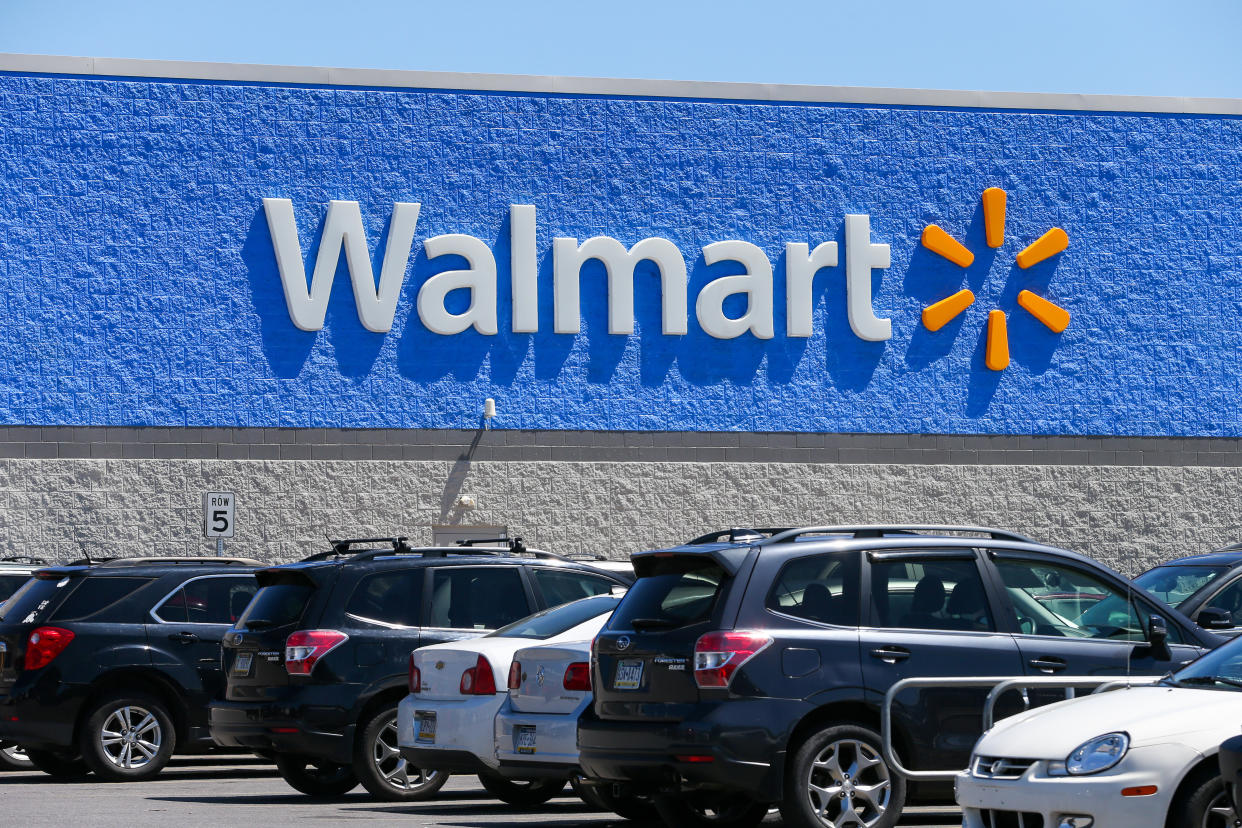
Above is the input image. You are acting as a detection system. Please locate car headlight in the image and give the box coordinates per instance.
[1047,732,1129,776]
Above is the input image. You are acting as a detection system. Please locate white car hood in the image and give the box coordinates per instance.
[978,685,1242,757]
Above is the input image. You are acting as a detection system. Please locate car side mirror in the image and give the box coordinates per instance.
[1145,614,1172,661]
[1197,606,1235,630]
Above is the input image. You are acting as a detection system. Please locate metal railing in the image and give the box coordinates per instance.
[880,674,1164,781]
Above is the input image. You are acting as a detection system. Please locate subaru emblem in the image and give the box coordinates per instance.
[616,635,631,651]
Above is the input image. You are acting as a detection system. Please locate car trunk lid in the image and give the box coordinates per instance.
[509,642,593,714]
[221,568,322,700]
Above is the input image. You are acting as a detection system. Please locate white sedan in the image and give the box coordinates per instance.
[956,640,1242,828]
[397,594,620,806]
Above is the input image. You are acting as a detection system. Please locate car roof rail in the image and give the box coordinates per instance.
[95,556,263,567]
[763,525,1038,545]
[0,555,49,565]
[454,537,568,562]
[686,528,795,546]
[300,537,417,562]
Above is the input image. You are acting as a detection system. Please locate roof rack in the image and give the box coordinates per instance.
[763,525,1037,545]
[686,528,795,546]
[301,537,417,562]
[0,555,49,565]
[334,536,564,564]
[96,556,263,567]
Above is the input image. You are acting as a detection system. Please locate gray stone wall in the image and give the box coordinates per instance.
[2,457,1238,577]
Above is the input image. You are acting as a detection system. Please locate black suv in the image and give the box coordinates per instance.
[578,525,1219,828]
[1135,544,1242,635]
[0,556,259,780]
[210,537,631,802]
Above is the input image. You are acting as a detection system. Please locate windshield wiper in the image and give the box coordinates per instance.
[1174,675,1242,690]
[240,619,277,630]
[629,617,678,630]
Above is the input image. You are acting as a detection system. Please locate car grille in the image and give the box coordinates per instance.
[981,810,1044,828]
[972,755,1036,779]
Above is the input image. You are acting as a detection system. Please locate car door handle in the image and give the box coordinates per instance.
[869,646,911,663]
[1028,656,1067,673]
[169,632,199,644]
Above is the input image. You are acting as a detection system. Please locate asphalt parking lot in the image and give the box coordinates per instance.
[0,756,963,827]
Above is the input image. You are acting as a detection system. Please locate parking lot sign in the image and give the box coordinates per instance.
[203,492,236,539]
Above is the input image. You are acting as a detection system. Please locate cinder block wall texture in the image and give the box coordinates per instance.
[2,455,1235,577]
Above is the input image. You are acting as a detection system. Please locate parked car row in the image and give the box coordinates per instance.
[4,525,1242,828]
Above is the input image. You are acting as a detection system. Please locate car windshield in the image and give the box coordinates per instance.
[1169,635,1242,691]
[1134,565,1230,608]
[488,595,621,640]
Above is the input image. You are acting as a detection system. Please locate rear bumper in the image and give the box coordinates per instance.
[494,697,587,771]
[0,678,89,750]
[208,699,356,766]
[400,746,492,775]
[396,693,503,771]
[576,699,793,802]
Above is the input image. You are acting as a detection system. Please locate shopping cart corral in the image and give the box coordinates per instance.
[880,675,1165,781]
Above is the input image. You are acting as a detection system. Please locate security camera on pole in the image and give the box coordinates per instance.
[203,491,235,555]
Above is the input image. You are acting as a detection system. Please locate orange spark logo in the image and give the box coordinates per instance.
[920,188,1069,370]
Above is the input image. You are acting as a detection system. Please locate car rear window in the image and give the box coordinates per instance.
[1134,565,1228,608]
[0,574,30,600]
[609,557,727,631]
[490,595,621,640]
[51,577,154,622]
[236,583,313,630]
[0,577,67,623]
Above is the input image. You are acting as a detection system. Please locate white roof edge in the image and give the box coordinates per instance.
[2,52,1241,116]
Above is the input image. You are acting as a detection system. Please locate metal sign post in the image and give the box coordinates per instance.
[203,491,236,554]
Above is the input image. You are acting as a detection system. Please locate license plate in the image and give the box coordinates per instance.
[614,659,644,690]
[515,726,536,754]
[417,712,437,743]
[230,652,253,677]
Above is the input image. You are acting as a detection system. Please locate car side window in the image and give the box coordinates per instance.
[531,569,615,608]
[765,552,859,626]
[55,577,154,622]
[345,570,425,628]
[869,556,994,632]
[154,576,257,625]
[1204,578,1242,626]
[995,559,1147,641]
[428,567,532,630]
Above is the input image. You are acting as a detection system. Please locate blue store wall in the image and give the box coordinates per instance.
[0,70,1240,435]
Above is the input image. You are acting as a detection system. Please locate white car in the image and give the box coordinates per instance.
[495,638,655,820]
[956,639,1242,828]
[397,594,621,806]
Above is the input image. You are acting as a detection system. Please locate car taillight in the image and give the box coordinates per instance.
[24,627,75,671]
[459,654,497,695]
[563,661,591,692]
[508,661,522,691]
[408,654,421,693]
[693,630,772,689]
[285,630,348,676]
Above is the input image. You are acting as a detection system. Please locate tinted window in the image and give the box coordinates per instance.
[767,552,859,626]
[237,583,313,630]
[428,567,531,630]
[1134,565,1228,608]
[532,569,616,608]
[154,576,257,625]
[996,559,1142,640]
[869,557,994,632]
[0,577,66,623]
[346,570,425,628]
[52,577,152,622]
[491,595,620,639]
[610,557,725,631]
[1204,578,1242,622]
[0,575,29,600]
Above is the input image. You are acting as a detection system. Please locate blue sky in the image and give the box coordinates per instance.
[1,0,1240,97]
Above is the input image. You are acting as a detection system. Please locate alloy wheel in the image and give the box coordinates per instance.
[805,737,892,828]
[372,716,439,792]
[99,705,162,770]
[1204,789,1237,828]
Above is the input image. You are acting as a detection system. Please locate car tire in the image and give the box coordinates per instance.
[0,741,33,772]
[652,791,769,828]
[273,753,360,797]
[354,705,449,801]
[78,691,176,781]
[779,722,905,828]
[24,748,91,779]
[1170,770,1234,828]
[578,779,660,821]
[477,772,567,807]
